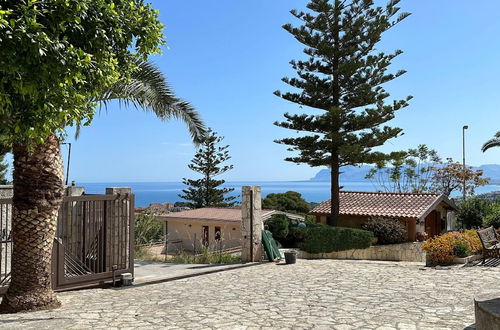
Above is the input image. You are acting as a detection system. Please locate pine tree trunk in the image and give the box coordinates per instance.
[329,163,340,226]
[0,134,64,313]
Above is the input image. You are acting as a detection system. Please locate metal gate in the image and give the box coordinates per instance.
[0,199,12,291]
[0,193,134,295]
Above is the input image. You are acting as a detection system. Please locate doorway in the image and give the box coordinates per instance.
[425,211,441,238]
[202,226,209,248]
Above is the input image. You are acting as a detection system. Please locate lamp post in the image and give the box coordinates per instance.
[462,125,468,201]
[61,142,72,186]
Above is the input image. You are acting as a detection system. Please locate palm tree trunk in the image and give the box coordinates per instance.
[0,134,64,313]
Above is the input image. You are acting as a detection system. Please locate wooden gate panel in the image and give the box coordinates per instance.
[53,194,134,291]
[1,193,135,295]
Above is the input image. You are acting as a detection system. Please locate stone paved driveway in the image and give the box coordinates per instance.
[0,259,498,329]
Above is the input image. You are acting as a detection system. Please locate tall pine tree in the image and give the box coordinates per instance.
[179,129,236,208]
[275,0,411,226]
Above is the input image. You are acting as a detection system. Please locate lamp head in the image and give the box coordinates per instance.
[463,125,469,130]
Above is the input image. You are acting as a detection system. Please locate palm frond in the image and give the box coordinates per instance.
[482,131,500,152]
[98,61,206,144]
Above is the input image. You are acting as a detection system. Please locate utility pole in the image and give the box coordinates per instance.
[462,125,468,201]
[61,142,72,186]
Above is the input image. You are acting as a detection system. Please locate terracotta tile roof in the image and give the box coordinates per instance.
[309,191,454,220]
[156,207,276,223]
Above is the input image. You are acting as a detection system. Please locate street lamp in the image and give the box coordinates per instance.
[462,125,468,201]
[61,142,72,186]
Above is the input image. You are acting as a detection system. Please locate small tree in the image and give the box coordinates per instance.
[266,214,291,240]
[366,145,441,193]
[274,0,411,226]
[0,0,203,313]
[429,158,489,197]
[484,203,500,229]
[262,191,311,214]
[456,198,489,229]
[180,129,236,208]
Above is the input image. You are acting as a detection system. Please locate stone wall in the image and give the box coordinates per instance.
[299,242,426,263]
[164,219,242,253]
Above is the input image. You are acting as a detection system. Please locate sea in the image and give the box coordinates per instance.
[79,181,500,207]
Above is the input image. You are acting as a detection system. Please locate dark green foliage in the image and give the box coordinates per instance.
[362,217,407,245]
[262,191,311,214]
[299,225,373,254]
[135,213,164,246]
[266,214,291,240]
[278,226,308,248]
[288,226,308,245]
[0,153,8,184]
[274,0,411,225]
[452,241,471,258]
[0,0,164,146]
[484,203,500,229]
[457,198,489,229]
[174,201,190,208]
[179,129,236,208]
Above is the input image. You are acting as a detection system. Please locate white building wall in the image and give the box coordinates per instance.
[164,219,242,253]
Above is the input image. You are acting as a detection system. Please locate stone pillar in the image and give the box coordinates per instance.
[0,185,13,199]
[63,186,85,251]
[241,186,263,263]
[65,186,84,197]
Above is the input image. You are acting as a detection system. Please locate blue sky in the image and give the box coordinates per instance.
[10,0,500,183]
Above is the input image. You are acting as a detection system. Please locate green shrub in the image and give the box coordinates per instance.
[266,214,291,240]
[452,240,471,258]
[170,248,240,264]
[362,217,407,245]
[299,225,373,254]
[278,226,307,248]
[484,203,500,229]
[262,191,311,214]
[456,198,489,229]
[135,212,164,245]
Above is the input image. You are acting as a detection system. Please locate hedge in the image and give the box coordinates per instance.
[299,225,373,254]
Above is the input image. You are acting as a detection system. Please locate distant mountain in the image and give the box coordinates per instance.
[478,164,500,184]
[310,165,372,182]
[310,164,500,184]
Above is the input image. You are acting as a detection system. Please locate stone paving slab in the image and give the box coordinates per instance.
[0,259,498,329]
[133,260,253,285]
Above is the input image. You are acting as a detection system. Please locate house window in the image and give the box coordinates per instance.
[215,226,221,241]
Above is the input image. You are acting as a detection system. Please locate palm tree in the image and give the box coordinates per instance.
[0,62,205,313]
[482,131,500,152]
